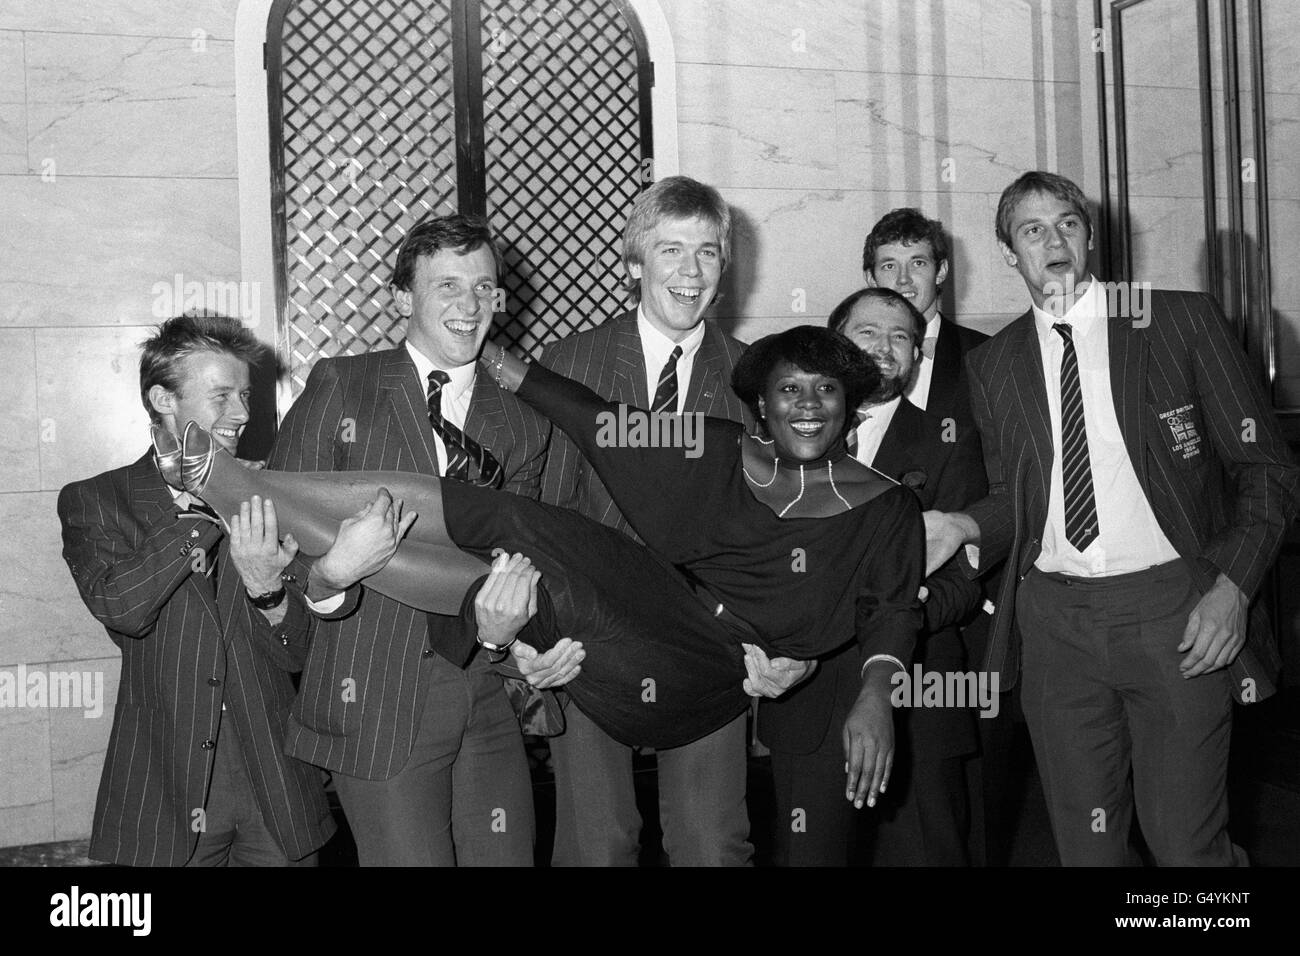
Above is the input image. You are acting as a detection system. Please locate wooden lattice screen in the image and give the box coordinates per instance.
[266,0,653,403]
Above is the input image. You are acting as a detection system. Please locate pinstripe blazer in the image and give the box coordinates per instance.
[539,311,751,533]
[57,453,336,866]
[266,344,550,780]
[963,290,1300,702]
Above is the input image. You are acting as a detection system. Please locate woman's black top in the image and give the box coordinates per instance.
[442,361,924,748]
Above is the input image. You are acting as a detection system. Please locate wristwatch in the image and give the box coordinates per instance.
[246,585,287,610]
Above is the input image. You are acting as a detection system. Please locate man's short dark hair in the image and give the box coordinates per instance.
[139,314,265,423]
[827,287,926,347]
[862,207,950,275]
[390,213,503,293]
[995,171,1093,248]
[731,325,881,435]
[622,176,732,298]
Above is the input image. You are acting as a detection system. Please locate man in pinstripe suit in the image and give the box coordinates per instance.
[268,214,580,866]
[540,176,758,866]
[925,171,1300,865]
[58,314,337,866]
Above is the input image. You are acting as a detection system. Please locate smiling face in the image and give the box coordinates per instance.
[866,239,949,321]
[628,215,723,342]
[839,298,920,403]
[150,350,251,454]
[757,360,848,461]
[397,245,498,368]
[999,190,1093,311]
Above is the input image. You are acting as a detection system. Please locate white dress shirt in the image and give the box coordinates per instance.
[637,305,706,414]
[1033,277,1179,577]
[904,313,944,411]
[851,395,902,467]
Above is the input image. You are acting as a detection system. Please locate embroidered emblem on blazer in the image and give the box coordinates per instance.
[1158,404,1203,460]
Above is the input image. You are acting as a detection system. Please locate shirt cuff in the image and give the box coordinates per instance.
[305,591,346,615]
[859,653,906,681]
[964,543,981,571]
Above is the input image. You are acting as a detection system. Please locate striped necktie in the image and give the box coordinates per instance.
[426,370,503,489]
[1053,323,1099,551]
[651,345,683,414]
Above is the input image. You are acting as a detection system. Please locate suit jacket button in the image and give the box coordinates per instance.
[207,677,221,686]
[281,572,297,584]
[423,648,436,658]
[201,739,216,750]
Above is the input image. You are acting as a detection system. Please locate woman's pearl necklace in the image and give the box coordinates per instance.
[744,448,854,515]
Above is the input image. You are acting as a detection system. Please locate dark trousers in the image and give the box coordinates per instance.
[188,713,317,867]
[870,706,972,867]
[550,703,751,866]
[770,733,858,867]
[332,651,534,866]
[963,607,1021,867]
[1016,559,1241,866]
[771,697,972,867]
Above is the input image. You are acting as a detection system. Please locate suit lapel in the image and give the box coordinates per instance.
[1108,310,1150,489]
[128,451,175,521]
[128,452,223,629]
[611,315,650,410]
[215,536,243,645]
[381,346,440,475]
[464,371,506,458]
[929,320,962,405]
[1006,311,1054,509]
[871,400,920,476]
[686,323,728,415]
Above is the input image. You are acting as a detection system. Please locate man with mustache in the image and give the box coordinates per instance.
[925,171,1300,865]
[757,289,985,866]
[864,207,1013,865]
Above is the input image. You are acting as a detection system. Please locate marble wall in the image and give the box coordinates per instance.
[0,0,241,848]
[1259,3,1300,406]
[659,0,1103,341]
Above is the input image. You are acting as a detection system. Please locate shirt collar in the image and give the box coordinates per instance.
[636,304,707,365]
[924,313,942,340]
[1033,275,1105,343]
[405,341,477,400]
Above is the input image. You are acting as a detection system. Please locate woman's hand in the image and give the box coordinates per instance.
[740,643,816,698]
[477,343,529,392]
[842,664,896,809]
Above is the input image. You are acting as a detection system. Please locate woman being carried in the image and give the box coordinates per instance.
[164,326,923,806]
